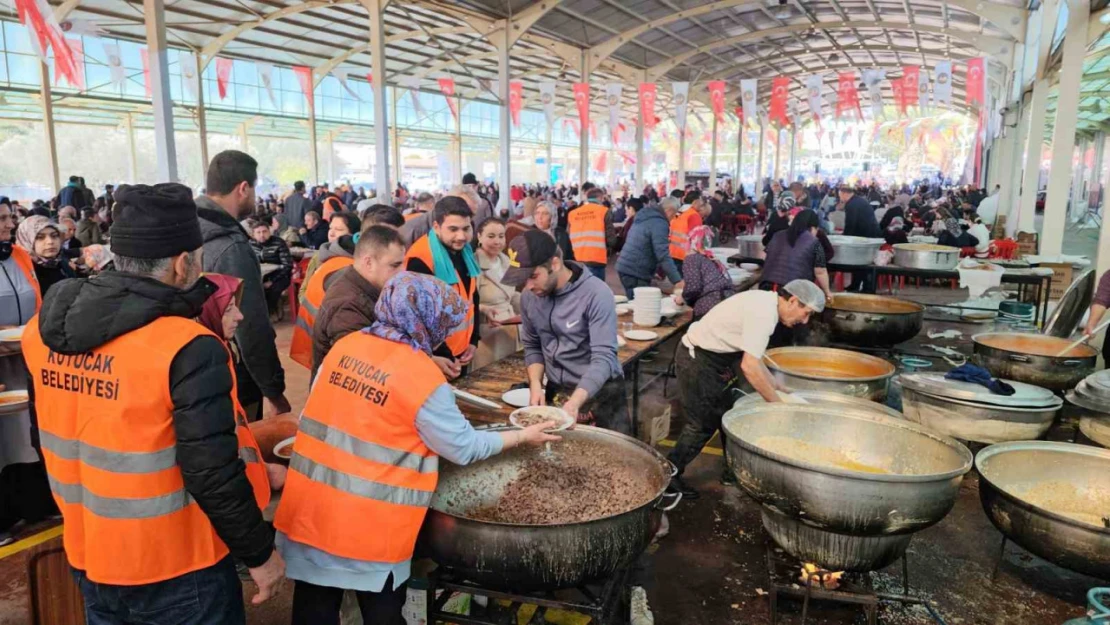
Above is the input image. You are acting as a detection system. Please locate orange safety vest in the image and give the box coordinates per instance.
[23,316,269,585]
[290,256,354,369]
[229,361,270,510]
[274,332,442,563]
[404,234,475,358]
[567,203,608,265]
[669,210,700,261]
[10,246,42,313]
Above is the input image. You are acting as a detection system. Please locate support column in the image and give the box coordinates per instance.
[124,114,138,183]
[789,125,797,182]
[709,114,718,192]
[326,133,336,184]
[391,88,401,190]
[307,97,318,184]
[366,0,390,197]
[546,121,554,185]
[578,54,590,186]
[773,128,781,181]
[635,107,644,186]
[757,120,765,189]
[194,52,209,175]
[676,126,686,190]
[38,62,60,194]
[456,95,464,183]
[735,122,744,193]
[497,29,512,211]
[1003,93,1030,237]
[143,0,177,181]
[238,123,249,152]
[1017,80,1050,233]
[1041,0,1090,256]
[1098,136,1110,279]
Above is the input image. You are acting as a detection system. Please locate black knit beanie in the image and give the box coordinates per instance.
[110,183,203,259]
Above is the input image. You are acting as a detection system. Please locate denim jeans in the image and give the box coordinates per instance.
[585,263,607,282]
[618,273,652,298]
[72,556,245,625]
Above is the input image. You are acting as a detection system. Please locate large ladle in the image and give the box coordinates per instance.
[1055,318,1110,357]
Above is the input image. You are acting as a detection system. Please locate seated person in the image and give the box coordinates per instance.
[249,220,295,318]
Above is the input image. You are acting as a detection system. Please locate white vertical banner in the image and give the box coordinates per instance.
[862,68,885,118]
[740,79,757,127]
[787,97,799,126]
[934,61,952,106]
[256,62,278,108]
[539,81,556,128]
[918,70,931,110]
[399,75,425,117]
[103,42,125,88]
[606,82,623,142]
[671,82,690,132]
[331,68,361,101]
[179,51,199,100]
[805,74,824,121]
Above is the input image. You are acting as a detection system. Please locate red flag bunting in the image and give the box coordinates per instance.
[573,83,590,129]
[366,73,373,86]
[16,0,80,89]
[293,65,313,104]
[589,120,597,142]
[509,81,523,127]
[835,72,861,120]
[639,83,657,130]
[965,58,985,106]
[734,105,744,124]
[902,66,919,110]
[55,37,84,90]
[594,151,607,172]
[892,80,906,116]
[707,80,726,123]
[769,76,790,127]
[437,77,458,121]
[140,47,151,99]
[215,57,233,100]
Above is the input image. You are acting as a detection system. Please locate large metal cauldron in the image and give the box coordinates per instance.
[972,332,1097,391]
[826,236,884,266]
[419,426,675,591]
[819,294,924,347]
[977,441,1110,579]
[732,389,905,421]
[723,403,972,571]
[764,347,897,401]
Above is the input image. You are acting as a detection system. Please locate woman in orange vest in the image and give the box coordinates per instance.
[668,192,704,272]
[275,272,558,625]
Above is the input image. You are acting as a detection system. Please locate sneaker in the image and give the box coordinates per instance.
[667,476,699,500]
[0,531,14,547]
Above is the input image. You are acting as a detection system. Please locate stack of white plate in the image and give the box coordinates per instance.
[632,287,662,327]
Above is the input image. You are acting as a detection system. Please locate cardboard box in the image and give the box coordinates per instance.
[1041,262,1074,300]
[1016,231,1038,256]
[991,215,1007,240]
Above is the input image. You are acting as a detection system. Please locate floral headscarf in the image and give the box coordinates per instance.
[81,244,114,272]
[688,225,727,272]
[196,274,243,339]
[366,272,468,355]
[16,215,62,267]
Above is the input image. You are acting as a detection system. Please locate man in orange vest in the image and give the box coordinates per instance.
[275,272,556,625]
[22,183,284,624]
[566,187,616,282]
[405,196,480,380]
[289,237,354,370]
[668,189,705,272]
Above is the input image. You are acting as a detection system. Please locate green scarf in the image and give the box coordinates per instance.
[428,232,480,285]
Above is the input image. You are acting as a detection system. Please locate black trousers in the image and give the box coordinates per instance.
[0,461,57,532]
[291,576,407,625]
[667,346,738,477]
[546,377,632,435]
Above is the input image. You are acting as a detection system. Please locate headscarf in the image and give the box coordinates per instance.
[81,244,114,271]
[688,225,727,272]
[196,274,243,338]
[366,272,468,355]
[272,213,288,232]
[16,215,62,267]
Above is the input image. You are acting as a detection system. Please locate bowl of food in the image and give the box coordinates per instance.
[0,390,29,415]
[272,436,296,463]
[509,406,573,431]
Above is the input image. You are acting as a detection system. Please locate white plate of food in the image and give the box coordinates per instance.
[613,294,629,304]
[501,388,533,408]
[0,326,25,342]
[0,390,28,415]
[509,406,573,431]
[616,304,633,315]
[272,436,296,461]
[624,330,659,341]
[452,388,501,410]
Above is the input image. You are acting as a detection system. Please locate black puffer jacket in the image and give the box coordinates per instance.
[33,272,275,568]
[249,235,294,279]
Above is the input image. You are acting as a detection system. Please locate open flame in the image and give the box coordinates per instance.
[798,562,844,590]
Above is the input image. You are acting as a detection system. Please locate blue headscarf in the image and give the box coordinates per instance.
[366,272,469,354]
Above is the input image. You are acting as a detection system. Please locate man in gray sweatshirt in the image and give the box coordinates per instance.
[502,230,630,434]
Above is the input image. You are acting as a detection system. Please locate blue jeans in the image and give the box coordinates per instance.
[73,556,245,625]
[618,273,651,298]
[585,263,607,282]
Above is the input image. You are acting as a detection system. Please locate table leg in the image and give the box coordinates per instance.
[631,361,640,439]
[1042,277,1051,328]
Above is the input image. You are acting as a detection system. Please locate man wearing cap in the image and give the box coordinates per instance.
[23,183,285,623]
[666,280,825,498]
[463,173,493,225]
[503,230,631,434]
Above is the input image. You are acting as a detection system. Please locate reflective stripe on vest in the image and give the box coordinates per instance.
[11,247,41,314]
[568,204,608,264]
[288,453,434,508]
[290,256,353,368]
[47,475,196,519]
[39,430,177,474]
[669,211,696,260]
[300,414,438,474]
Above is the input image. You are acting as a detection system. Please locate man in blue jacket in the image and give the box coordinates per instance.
[615,196,685,298]
[502,230,631,434]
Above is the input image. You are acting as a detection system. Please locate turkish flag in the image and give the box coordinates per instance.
[707,80,726,123]
[892,80,906,116]
[734,105,744,124]
[437,77,458,121]
[16,0,79,89]
[366,73,372,86]
[639,83,657,130]
[594,151,607,172]
[965,57,985,106]
[902,66,919,109]
[293,65,313,104]
[509,81,523,127]
[769,76,790,127]
[835,72,861,120]
[55,37,84,90]
[573,83,590,129]
[216,57,233,100]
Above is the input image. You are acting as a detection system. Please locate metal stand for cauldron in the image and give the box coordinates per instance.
[764,541,948,625]
[423,566,633,625]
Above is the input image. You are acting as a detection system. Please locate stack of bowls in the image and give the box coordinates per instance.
[1068,370,1110,447]
[632,287,662,327]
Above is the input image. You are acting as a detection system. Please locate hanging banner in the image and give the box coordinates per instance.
[805,74,824,122]
[918,70,930,110]
[573,82,591,130]
[606,83,623,141]
[55,37,84,90]
[739,79,757,127]
[902,65,920,111]
[672,82,690,132]
[734,105,744,125]
[589,120,598,142]
[768,77,789,127]
[102,42,125,88]
[399,75,425,117]
[436,77,458,121]
[594,151,608,173]
[366,72,373,86]
[508,80,523,127]
[539,81,556,127]
[835,71,861,120]
[256,62,278,107]
[707,80,726,123]
[140,47,151,99]
[293,65,314,105]
[639,83,657,131]
[787,97,799,127]
[934,61,953,106]
[333,68,361,101]
[215,57,233,100]
[179,50,199,100]
[892,80,906,116]
[16,0,80,88]
[58,17,105,38]
[862,69,884,119]
[965,57,985,106]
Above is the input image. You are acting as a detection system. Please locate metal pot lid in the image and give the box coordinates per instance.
[1067,390,1110,415]
[1044,268,1095,338]
[827,235,885,246]
[1084,370,1110,398]
[899,373,1061,408]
